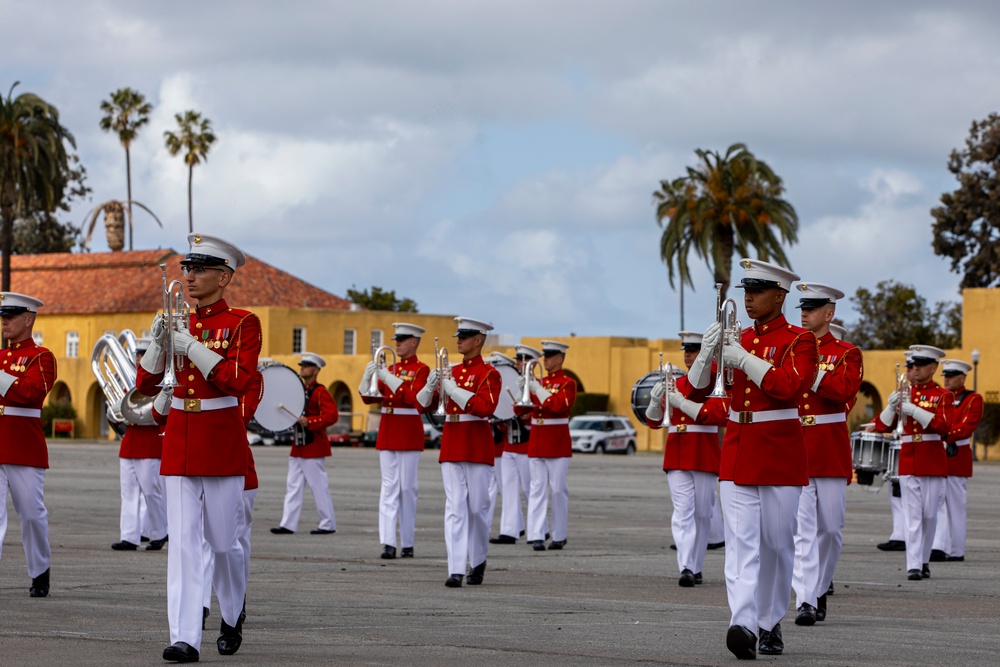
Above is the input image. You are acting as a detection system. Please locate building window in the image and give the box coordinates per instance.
[292,326,306,354]
[370,329,383,350]
[344,328,356,355]
[32,332,43,346]
[66,331,80,358]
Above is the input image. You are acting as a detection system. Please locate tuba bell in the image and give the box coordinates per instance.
[91,333,157,426]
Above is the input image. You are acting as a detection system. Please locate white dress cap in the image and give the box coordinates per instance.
[0,292,44,315]
[485,352,515,366]
[795,282,845,308]
[677,331,704,349]
[941,359,972,376]
[736,258,800,292]
[299,352,327,368]
[907,344,946,364]
[182,233,247,270]
[540,340,569,355]
[828,323,847,341]
[453,316,494,336]
[514,344,541,360]
[392,322,426,339]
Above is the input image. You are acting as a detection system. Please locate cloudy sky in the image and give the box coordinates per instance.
[4,1,998,340]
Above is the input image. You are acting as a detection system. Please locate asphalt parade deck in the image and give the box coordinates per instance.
[2,443,998,666]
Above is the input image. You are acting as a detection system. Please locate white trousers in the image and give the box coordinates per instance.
[900,475,945,571]
[889,492,905,541]
[119,458,167,543]
[441,462,492,575]
[666,470,716,573]
[932,476,967,557]
[378,450,420,548]
[793,477,847,607]
[527,457,569,542]
[721,482,801,633]
[165,475,246,652]
[708,483,725,544]
[0,464,50,578]
[499,451,530,538]
[203,487,257,610]
[279,457,336,532]
[487,455,502,534]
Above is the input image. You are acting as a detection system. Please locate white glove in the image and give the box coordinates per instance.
[645,381,665,422]
[886,391,903,410]
[810,369,827,393]
[415,381,436,409]
[140,338,166,374]
[701,321,722,352]
[516,374,527,392]
[901,402,935,428]
[153,387,173,416]
[441,377,474,410]
[171,329,199,357]
[669,391,702,420]
[359,361,377,394]
[377,366,404,394]
[0,370,16,396]
[723,342,772,386]
[878,403,896,427]
[531,381,551,403]
[666,387,686,409]
[149,314,167,340]
[426,369,440,390]
[186,342,223,378]
[687,321,720,389]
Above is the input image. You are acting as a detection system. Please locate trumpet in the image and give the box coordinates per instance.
[515,358,541,407]
[433,337,450,418]
[894,363,911,437]
[365,345,398,397]
[658,353,676,428]
[709,283,742,398]
[157,263,190,389]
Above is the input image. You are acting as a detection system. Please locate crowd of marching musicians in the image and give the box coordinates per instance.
[0,240,984,664]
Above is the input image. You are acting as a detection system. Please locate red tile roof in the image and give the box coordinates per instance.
[11,250,353,314]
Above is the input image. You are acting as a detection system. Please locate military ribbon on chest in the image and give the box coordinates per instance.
[818,353,839,371]
[10,356,28,372]
[201,327,231,350]
[463,373,476,389]
[761,346,778,363]
[917,393,940,409]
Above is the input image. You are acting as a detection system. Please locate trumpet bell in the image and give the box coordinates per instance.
[120,387,158,426]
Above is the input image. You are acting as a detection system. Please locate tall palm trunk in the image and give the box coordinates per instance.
[125,145,133,251]
[187,164,193,233]
[1,184,14,292]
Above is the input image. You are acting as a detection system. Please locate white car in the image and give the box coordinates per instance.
[570,413,637,455]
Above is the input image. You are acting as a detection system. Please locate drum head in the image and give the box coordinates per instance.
[492,358,521,420]
[255,363,306,432]
[630,371,660,422]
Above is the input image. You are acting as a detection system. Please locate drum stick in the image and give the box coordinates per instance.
[277,403,300,418]
[507,388,518,403]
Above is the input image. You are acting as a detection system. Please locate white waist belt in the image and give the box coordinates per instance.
[729,408,800,425]
[0,406,42,418]
[532,418,569,426]
[444,414,487,423]
[668,424,718,434]
[171,396,239,413]
[381,407,419,416]
[900,434,942,443]
[954,438,971,447]
[800,413,847,426]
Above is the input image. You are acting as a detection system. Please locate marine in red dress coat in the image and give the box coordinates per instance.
[647,373,727,474]
[0,336,57,469]
[515,368,576,459]
[438,353,502,464]
[292,355,339,459]
[941,361,982,478]
[360,353,430,452]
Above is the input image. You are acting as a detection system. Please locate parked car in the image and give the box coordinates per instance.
[570,413,637,455]
[422,413,442,449]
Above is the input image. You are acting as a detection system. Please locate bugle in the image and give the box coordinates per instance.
[433,337,450,418]
[709,284,742,398]
[365,345,398,397]
[515,358,541,407]
[658,353,676,428]
[894,363,910,437]
[157,263,190,389]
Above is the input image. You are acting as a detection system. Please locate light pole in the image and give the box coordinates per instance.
[971,348,980,460]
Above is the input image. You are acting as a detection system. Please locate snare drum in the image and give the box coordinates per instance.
[885,441,902,483]
[851,431,892,472]
[253,363,307,433]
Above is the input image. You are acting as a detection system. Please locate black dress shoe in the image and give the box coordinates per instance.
[946,555,965,562]
[217,617,243,655]
[112,540,139,551]
[140,535,150,543]
[921,563,931,578]
[381,545,397,559]
[29,569,49,598]
[907,569,922,580]
[239,597,247,626]
[816,593,827,622]
[706,541,725,550]
[163,641,199,663]
[489,534,517,544]
[929,548,947,562]
[548,539,566,550]
[877,539,905,551]
[445,574,463,588]
[826,580,834,595]
[467,561,486,585]
[519,530,526,537]
[202,607,209,630]
[401,547,414,558]
[669,543,677,551]
[694,572,703,585]
[758,623,783,655]
[795,603,817,626]
[146,536,169,550]
[310,528,336,534]
[270,526,294,534]
[531,540,546,551]
[725,624,756,660]
[678,569,695,587]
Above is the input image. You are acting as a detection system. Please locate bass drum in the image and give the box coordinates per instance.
[630,371,660,422]
[490,356,522,421]
[253,363,307,433]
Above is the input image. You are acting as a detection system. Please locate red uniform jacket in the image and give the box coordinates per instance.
[875,380,953,477]
[361,356,430,452]
[0,339,56,469]
[720,315,818,486]
[515,369,577,459]
[136,298,262,477]
[439,355,501,466]
[799,333,863,479]
[945,386,982,478]
[291,381,338,459]
[242,369,263,490]
[647,375,727,474]
[120,423,164,460]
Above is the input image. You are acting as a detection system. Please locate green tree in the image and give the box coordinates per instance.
[846,280,961,350]
[164,110,216,233]
[653,143,799,299]
[14,152,91,254]
[99,87,152,251]
[346,285,418,312]
[0,82,76,290]
[931,113,1000,288]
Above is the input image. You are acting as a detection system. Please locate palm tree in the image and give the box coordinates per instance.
[99,87,152,251]
[653,143,799,300]
[82,199,163,252]
[164,110,216,233]
[0,82,75,290]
